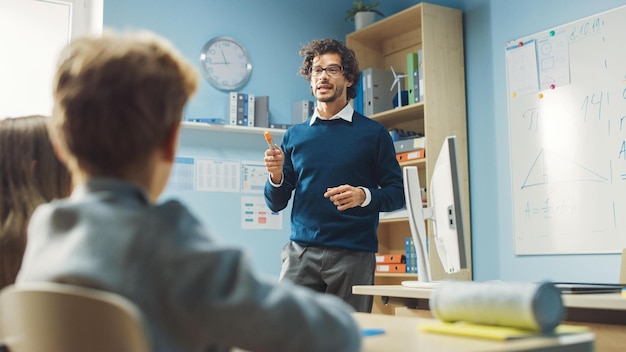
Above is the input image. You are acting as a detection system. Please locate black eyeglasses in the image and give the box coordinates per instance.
[309,65,344,77]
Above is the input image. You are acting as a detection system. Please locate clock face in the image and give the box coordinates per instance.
[199,37,252,91]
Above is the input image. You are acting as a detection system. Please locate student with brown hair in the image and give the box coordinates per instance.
[17,31,361,352]
[0,115,71,290]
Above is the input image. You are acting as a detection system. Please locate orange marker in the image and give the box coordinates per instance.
[264,131,276,150]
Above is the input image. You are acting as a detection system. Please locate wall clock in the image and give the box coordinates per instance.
[199,36,252,91]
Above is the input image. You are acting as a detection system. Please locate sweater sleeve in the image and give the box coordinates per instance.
[368,124,406,212]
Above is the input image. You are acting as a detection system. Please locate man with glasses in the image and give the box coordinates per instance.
[263,38,404,313]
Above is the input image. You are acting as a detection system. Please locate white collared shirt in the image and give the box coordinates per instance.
[309,102,354,125]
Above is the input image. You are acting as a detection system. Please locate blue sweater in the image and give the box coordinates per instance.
[265,112,405,252]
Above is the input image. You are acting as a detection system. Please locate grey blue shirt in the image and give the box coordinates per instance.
[18,178,361,352]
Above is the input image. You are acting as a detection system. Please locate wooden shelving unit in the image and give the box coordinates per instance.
[347,2,472,314]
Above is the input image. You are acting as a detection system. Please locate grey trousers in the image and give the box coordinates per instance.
[279,241,375,313]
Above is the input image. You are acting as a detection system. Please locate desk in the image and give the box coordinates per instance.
[561,292,626,324]
[355,312,593,351]
[353,285,625,351]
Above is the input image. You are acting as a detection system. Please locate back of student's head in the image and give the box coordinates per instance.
[50,30,198,178]
[0,115,71,289]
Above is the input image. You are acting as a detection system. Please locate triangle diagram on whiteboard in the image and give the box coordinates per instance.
[521,149,607,188]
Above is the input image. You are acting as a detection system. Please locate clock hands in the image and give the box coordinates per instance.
[208,49,232,66]
[220,49,229,66]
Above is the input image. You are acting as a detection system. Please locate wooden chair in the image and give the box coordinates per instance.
[0,282,151,352]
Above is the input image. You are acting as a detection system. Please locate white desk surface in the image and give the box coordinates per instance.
[355,312,594,352]
[353,285,626,311]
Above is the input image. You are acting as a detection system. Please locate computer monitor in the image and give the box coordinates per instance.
[402,136,469,287]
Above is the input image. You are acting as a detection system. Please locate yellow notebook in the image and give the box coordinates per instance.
[419,321,590,341]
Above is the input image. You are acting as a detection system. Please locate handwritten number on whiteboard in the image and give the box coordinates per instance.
[581,91,607,121]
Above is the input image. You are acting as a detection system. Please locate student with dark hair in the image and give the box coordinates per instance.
[0,115,71,290]
[17,31,361,352]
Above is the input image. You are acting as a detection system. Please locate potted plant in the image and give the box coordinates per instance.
[345,1,385,30]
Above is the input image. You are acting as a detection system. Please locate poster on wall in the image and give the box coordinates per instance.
[168,156,195,191]
[195,158,240,193]
[241,161,268,193]
[241,196,282,230]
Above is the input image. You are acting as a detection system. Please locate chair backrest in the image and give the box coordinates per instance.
[0,282,151,352]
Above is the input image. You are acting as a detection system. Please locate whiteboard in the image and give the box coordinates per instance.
[505,5,626,255]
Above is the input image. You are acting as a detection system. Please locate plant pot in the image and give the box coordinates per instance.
[354,11,376,30]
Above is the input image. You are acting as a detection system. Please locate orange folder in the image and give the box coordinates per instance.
[376,264,407,273]
[375,254,406,264]
[396,149,425,163]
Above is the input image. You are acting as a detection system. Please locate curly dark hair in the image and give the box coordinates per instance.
[298,38,360,100]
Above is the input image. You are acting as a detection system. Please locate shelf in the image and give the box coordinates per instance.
[379,217,409,224]
[347,6,423,54]
[399,158,426,168]
[370,102,424,127]
[181,121,287,135]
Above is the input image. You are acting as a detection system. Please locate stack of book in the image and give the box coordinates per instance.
[375,253,406,273]
[405,237,418,274]
[229,92,270,128]
[406,50,424,105]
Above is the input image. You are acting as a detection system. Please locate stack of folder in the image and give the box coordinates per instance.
[375,253,406,273]
[229,92,270,128]
[395,136,425,163]
[391,130,426,163]
[354,67,397,116]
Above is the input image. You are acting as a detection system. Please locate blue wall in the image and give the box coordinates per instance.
[159,127,290,278]
[105,0,353,124]
[104,0,626,282]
